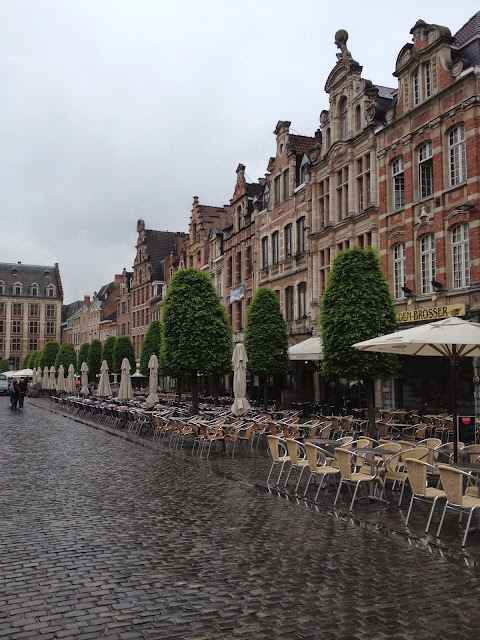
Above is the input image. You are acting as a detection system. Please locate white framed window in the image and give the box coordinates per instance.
[413,70,420,105]
[261,236,269,269]
[272,231,279,265]
[0,281,4,295]
[392,157,405,210]
[30,283,39,296]
[298,283,307,318]
[418,142,433,199]
[449,124,466,186]
[296,217,306,253]
[46,284,56,297]
[13,281,23,295]
[393,243,406,299]
[424,62,432,98]
[420,234,436,294]
[452,224,470,289]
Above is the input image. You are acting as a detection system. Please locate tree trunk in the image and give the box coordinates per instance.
[365,378,376,438]
[212,375,220,406]
[191,373,199,416]
[262,376,268,411]
[176,377,182,402]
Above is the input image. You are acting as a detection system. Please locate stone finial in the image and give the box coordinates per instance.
[137,219,145,233]
[335,29,352,61]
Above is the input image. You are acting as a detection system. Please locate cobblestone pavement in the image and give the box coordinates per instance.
[1,398,480,639]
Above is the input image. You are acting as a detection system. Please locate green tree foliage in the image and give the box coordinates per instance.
[139,320,161,376]
[102,336,116,372]
[40,341,60,370]
[87,339,103,380]
[112,335,136,374]
[55,342,77,372]
[160,269,232,414]
[320,247,399,432]
[244,288,290,409]
[22,354,31,368]
[0,359,9,373]
[77,342,90,373]
[29,350,41,369]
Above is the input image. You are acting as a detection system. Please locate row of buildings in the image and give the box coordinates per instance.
[2,14,480,411]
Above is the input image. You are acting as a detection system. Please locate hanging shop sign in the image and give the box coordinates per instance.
[397,303,466,324]
[230,284,246,303]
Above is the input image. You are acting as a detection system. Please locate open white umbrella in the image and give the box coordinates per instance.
[146,354,159,407]
[231,343,251,417]
[96,360,112,397]
[56,364,66,393]
[66,363,76,394]
[352,316,480,461]
[80,361,89,396]
[42,366,49,389]
[118,357,134,402]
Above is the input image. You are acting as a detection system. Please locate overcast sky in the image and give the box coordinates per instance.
[1,0,478,303]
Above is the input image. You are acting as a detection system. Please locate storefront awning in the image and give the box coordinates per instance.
[288,336,322,361]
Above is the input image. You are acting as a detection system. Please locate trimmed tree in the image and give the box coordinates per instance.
[112,335,136,374]
[0,359,9,373]
[55,342,77,372]
[139,320,161,376]
[244,288,290,410]
[22,354,31,368]
[77,342,90,373]
[102,336,116,373]
[30,350,41,369]
[87,339,103,381]
[320,247,399,435]
[160,268,232,415]
[40,341,60,370]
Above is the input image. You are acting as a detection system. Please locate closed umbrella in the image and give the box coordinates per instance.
[66,363,76,394]
[352,316,480,462]
[80,361,89,396]
[118,357,134,402]
[31,368,37,385]
[146,354,159,407]
[231,343,251,417]
[97,360,112,397]
[42,366,49,389]
[49,366,56,391]
[56,364,66,393]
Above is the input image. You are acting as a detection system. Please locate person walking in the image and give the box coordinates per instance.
[9,378,20,411]
[18,378,27,409]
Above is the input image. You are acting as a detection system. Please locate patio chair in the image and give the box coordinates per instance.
[404,458,446,532]
[384,445,430,506]
[333,447,384,511]
[436,464,480,546]
[401,423,428,442]
[227,424,254,457]
[284,439,310,494]
[304,442,340,501]
[266,435,291,486]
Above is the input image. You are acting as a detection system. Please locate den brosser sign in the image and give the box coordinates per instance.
[397,304,466,324]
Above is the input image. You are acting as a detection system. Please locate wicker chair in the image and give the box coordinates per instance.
[436,464,480,546]
[404,458,446,532]
[333,447,384,511]
[266,436,290,486]
[303,442,340,500]
[284,439,310,494]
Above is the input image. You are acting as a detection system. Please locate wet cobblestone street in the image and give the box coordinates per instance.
[1,398,480,639]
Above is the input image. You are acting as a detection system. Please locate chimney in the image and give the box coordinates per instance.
[84,295,90,306]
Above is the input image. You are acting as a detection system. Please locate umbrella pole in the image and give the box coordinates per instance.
[451,348,459,464]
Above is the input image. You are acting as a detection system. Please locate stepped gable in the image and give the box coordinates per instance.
[197,204,230,233]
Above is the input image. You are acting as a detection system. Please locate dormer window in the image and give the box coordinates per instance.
[30,283,39,296]
[13,281,22,295]
[0,281,4,295]
[46,284,56,297]
[413,62,432,106]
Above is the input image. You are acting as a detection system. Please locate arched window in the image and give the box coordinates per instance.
[0,281,4,295]
[339,97,348,138]
[392,156,405,210]
[298,282,307,318]
[30,282,39,296]
[12,281,22,295]
[355,104,361,131]
[452,224,470,289]
[393,243,406,299]
[285,287,294,321]
[192,222,197,242]
[325,128,331,149]
[420,234,436,294]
